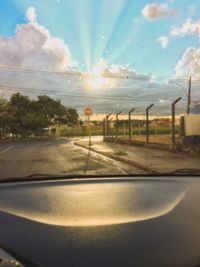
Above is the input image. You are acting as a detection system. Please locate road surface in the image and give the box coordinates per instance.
[0,139,144,179]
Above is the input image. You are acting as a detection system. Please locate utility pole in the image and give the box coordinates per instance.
[172,97,182,146]
[187,76,192,114]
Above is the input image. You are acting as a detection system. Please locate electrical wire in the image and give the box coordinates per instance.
[0,65,200,82]
[0,85,191,102]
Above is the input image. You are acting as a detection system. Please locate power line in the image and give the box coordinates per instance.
[0,65,81,76]
[0,84,195,100]
[0,65,200,82]
[0,85,190,102]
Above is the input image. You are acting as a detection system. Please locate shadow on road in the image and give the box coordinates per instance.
[84,146,92,174]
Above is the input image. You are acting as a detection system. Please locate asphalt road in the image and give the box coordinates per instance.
[0,139,144,179]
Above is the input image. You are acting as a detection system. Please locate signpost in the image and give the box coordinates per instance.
[84,107,93,146]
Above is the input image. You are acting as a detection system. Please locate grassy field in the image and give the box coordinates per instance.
[108,126,179,136]
[57,126,103,137]
[55,125,180,140]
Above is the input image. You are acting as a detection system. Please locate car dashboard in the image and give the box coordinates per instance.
[0,177,200,267]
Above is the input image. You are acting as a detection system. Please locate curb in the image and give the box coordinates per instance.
[74,142,160,174]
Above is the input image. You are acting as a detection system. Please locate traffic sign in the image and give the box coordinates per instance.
[84,107,93,116]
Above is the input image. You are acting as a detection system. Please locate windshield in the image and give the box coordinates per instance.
[0,0,200,181]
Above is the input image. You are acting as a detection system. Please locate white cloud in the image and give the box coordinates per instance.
[89,59,151,82]
[171,18,200,38]
[157,36,169,48]
[175,47,200,79]
[141,3,176,20]
[26,6,37,23]
[103,64,137,77]
[0,7,189,115]
[0,8,75,71]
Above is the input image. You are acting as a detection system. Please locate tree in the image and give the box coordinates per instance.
[36,95,66,124]
[0,93,79,138]
[8,93,48,136]
[36,95,79,126]
[0,97,11,139]
[64,107,79,125]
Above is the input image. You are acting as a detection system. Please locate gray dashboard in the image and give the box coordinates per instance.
[0,177,200,267]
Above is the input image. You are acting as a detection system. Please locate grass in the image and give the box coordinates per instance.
[108,126,179,136]
[54,125,180,139]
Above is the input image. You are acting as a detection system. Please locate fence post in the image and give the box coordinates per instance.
[106,114,111,141]
[128,108,135,143]
[146,104,154,144]
[172,98,181,146]
[116,111,122,140]
[103,118,106,141]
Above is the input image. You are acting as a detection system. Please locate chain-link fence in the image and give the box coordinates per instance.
[103,97,186,149]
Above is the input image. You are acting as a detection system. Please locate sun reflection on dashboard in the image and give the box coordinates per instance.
[0,180,190,227]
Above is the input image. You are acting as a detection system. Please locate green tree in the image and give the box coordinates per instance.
[37,95,66,124]
[36,95,79,126]
[1,93,79,138]
[0,97,13,139]
[8,93,48,136]
[64,107,79,125]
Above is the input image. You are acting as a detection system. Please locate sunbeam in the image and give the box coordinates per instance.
[103,0,136,63]
[90,0,126,69]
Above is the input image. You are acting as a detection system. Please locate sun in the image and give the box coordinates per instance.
[86,76,114,90]
[84,60,115,90]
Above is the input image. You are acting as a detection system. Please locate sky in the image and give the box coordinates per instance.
[0,0,200,115]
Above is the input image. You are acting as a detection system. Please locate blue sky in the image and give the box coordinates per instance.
[0,0,199,77]
[0,0,200,114]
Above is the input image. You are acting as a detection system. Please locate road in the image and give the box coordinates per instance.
[0,139,144,179]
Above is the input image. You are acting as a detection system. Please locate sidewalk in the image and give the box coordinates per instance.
[75,140,200,173]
